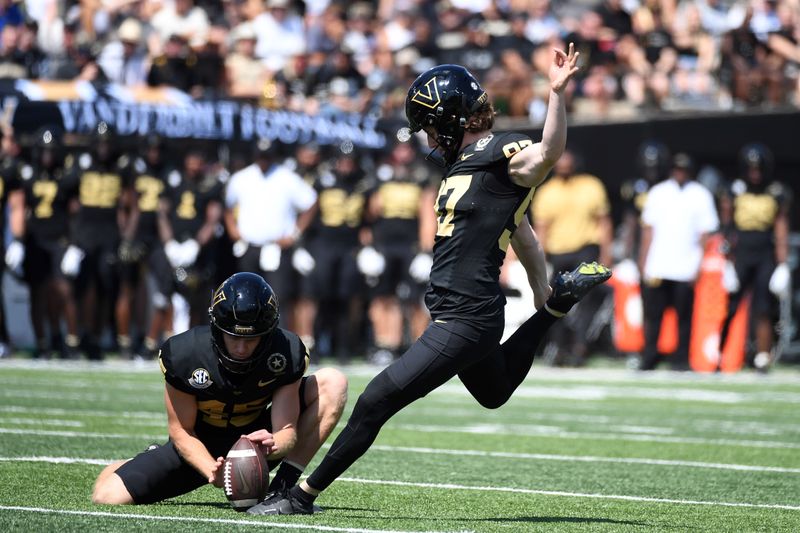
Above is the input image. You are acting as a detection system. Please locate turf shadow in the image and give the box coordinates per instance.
[477,516,649,527]
[157,501,232,510]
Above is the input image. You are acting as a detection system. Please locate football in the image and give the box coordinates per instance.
[222,436,270,511]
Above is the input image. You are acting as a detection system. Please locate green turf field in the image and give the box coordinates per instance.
[1,358,799,532]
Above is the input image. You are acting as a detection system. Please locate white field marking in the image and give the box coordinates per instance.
[335,477,800,511]
[3,457,798,512]
[393,423,800,449]
[3,422,798,451]
[400,407,800,437]
[0,428,164,440]
[0,405,163,420]
[5,358,800,385]
[0,456,114,465]
[0,505,465,533]
[0,389,159,402]
[0,377,162,391]
[0,417,83,427]
[6,438,800,479]
[364,445,800,474]
[434,383,800,404]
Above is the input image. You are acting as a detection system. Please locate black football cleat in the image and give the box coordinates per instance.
[547,261,612,313]
[247,488,319,515]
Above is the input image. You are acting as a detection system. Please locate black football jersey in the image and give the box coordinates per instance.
[21,164,78,242]
[371,179,423,247]
[128,157,169,244]
[73,154,128,248]
[309,174,367,247]
[729,179,790,251]
[165,176,223,242]
[426,132,534,322]
[159,325,309,436]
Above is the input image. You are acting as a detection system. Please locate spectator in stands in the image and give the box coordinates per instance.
[98,18,149,86]
[253,0,305,72]
[225,22,269,99]
[150,0,210,47]
[524,0,563,45]
[147,33,194,92]
[532,149,613,366]
[638,152,719,371]
[0,24,27,79]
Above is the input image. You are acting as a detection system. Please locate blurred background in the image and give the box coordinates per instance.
[0,0,797,372]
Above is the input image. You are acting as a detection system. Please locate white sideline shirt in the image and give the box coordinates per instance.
[641,178,719,282]
[225,163,317,246]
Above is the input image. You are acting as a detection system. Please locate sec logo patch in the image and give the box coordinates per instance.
[189,368,213,389]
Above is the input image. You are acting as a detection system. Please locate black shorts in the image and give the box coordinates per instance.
[373,245,424,301]
[23,237,68,285]
[734,249,776,317]
[116,376,309,504]
[237,245,298,302]
[301,244,361,301]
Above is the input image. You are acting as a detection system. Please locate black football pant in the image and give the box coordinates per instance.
[306,309,558,492]
[640,279,694,370]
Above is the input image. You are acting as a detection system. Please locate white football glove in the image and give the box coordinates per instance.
[232,239,248,258]
[5,240,24,273]
[409,252,433,283]
[769,262,791,298]
[164,240,183,269]
[292,247,315,275]
[259,243,282,272]
[180,239,200,267]
[722,260,740,294]
[611,258,639,285]
[357,246,385,277]
[60,245,85,277]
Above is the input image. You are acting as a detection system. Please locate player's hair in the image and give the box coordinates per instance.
[465,101,495,133]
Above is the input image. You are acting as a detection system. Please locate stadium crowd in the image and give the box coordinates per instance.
[0,0,797,121]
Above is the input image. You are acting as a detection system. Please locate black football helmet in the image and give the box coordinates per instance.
[637,140,671,183]
[405,64,488,165]
[92,121,117,163]
[208,272,280,374]
[739,142,773,181]
[31,127,63,168]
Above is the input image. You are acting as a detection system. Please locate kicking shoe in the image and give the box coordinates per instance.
[247,488,318,515]
[547,261,612,314]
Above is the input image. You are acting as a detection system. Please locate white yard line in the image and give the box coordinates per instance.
[365,445,800,474]
[0,505,461,533]
[392,423,800,449]
[4,421,800,450]
[335,478,800,511]
[0,428,164,440]
[2,456,797,511]
[1,457,797,512]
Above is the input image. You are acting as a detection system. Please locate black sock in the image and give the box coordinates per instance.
[269,461,303,491]
[290,484,316,504]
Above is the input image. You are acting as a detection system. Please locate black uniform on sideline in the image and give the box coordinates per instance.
[115,325,309,503]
